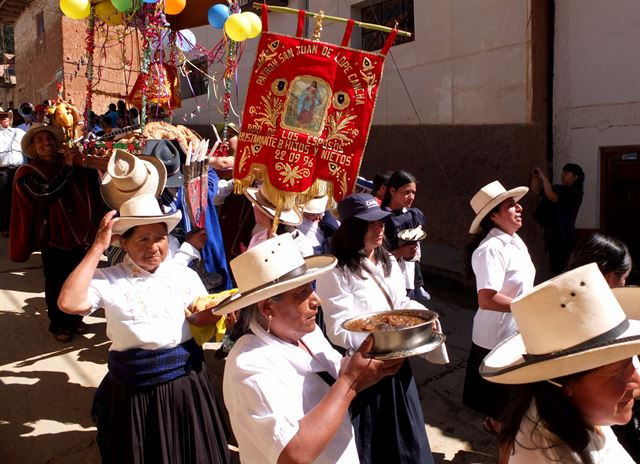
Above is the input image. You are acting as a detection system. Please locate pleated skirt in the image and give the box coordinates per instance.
[94,363,230,464]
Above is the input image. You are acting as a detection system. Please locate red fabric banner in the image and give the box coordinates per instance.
[234,30,390,203]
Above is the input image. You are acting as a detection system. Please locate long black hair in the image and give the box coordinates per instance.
[499,371,597,464]
[330,216,392,279]
[566,232,632,278]
[381,170,417,209]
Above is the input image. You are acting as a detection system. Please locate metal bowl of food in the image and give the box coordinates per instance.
[342,309,438,354]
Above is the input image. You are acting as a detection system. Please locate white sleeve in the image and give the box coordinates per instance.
[388,258,413,307]
[167,234,200,266]
[315,268,368,350]
[224,352,299,463]
[215,179,234,206]
[86,269,109,315]
[472,242,507,292]
[174,242,201,266]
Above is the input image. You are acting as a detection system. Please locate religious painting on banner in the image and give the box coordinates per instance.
[234,8,397,206]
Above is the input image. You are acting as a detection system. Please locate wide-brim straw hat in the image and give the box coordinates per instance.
[112,194,182,243]
[480,263,640,384]
[303,195,329,215]
[211,233,337,316]
[21,124,65,159]
[244,185,302,226]
[469,180,528,234]
[101,149,167,209]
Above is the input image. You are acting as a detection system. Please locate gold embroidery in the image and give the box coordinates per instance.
[324,109,356,145]
[255,95,284,129]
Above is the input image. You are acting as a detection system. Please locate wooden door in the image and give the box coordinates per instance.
[601,146,640,285]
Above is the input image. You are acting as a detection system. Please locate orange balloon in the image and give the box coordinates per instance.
[165,0,186,15]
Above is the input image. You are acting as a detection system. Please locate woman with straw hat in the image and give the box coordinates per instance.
[480,263,640,463]
[566,233,639,460]
[188,233,403,463]
[462,180,534,446]
[58,194,230,464]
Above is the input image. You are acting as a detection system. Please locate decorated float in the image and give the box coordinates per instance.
[53,0,409,231]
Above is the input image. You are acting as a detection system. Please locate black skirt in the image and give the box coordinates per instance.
[463,342,513,420]
[350,360,434,464]
[95,363,230,464]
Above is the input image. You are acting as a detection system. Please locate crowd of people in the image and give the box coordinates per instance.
[3,103,640,464]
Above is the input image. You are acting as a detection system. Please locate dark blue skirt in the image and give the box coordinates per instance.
[350,360,434,464]
[94,342,230,464]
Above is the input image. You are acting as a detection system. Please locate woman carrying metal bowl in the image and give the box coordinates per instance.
[188,233,403,463]
[314,193,435,464]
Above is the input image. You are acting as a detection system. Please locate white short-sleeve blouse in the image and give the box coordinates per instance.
[87,256,206,351]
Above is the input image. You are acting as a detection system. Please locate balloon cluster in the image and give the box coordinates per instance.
[61,0,187,21]
[60,0,262,44]
[208,4,262,42]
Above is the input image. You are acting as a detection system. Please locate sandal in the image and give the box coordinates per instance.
[53,328,73,343]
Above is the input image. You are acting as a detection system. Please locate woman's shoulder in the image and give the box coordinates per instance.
[227,334,285,373]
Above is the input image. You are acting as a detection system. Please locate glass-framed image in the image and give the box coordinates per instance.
[282,76,332,135]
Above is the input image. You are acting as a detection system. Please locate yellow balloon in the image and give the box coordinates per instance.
[95,0,123,26]
[241,12,262,39]
[60,0,91,20]
[224,13,251,42]
[165,0,186,15]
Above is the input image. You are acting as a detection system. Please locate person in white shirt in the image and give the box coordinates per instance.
[0,107,25,235]
[479,264,640,464]
[187,233,402,464]
[57,195,230,464]
[314,193,434,464]
[462,180,534,462]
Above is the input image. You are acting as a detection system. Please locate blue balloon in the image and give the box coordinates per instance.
[208,4,230,29]
[143,0,159,3]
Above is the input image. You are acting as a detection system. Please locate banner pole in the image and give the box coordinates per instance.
[254,3,412,37]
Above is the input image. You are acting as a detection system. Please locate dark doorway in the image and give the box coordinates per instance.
[600,146,640,285]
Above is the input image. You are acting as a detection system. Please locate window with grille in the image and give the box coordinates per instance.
[180,57,209,99]
[358,0,414,51]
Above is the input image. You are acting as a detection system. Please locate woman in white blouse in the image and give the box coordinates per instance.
[315,193,434,464]
[462,181,534,457]
[58,194,230,464]
[187,233,402,464]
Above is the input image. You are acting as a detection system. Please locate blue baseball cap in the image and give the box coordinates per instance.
[337,193,391,222]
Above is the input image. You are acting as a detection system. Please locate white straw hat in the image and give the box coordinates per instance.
[480,263,640,384]
[303,195,329,215]
[101,149,167,209]
[469,180,528,234]
[244,184,302,226]
[211,233,336,315]
[20,124,64,159]
[112,194,181,242]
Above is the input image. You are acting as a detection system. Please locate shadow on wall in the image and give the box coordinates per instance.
[360,124,549,283]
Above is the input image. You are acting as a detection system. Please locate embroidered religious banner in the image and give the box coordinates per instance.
[234,7,397,206]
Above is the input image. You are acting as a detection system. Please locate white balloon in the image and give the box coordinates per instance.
[160,29,196,52]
